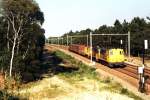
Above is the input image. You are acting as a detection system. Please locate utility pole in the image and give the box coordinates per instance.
[67,35,68,46]
[71,36,72,45]
[128,31,130,58]
[62,38,64,45]
[89,32,95,66]
[51,38,52,44]
[49,38,51,44]
[57,37,59,45]
[90,32,92,63]
[68,35,88,46]
[91,33,129,55]
[87,35,89,46]
[48,38,50,44]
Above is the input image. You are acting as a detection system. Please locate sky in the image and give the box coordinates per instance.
[36,0,150,38]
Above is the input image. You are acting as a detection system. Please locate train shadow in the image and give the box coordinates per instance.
[21,49,78,83]
[110,65,126,69]
[95,59,126,69]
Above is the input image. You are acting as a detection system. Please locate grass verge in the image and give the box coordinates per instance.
[55,50,143,100]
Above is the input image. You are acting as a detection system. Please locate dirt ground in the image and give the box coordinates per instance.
[18,76,134,100]
[126,56,150,68]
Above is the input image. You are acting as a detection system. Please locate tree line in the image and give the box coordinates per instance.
[60,17,150,56]
[0,0,45,77]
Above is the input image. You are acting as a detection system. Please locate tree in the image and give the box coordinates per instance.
[114,19,122,33]
[61,17,149,56]
[1,0,45,77]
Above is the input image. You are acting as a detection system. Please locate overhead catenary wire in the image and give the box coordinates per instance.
[68,35,89,46]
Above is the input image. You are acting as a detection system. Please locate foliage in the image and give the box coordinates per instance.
[54,50,99,82]
[0,90,19,100]
[0,0,45,76]
[120,88,143,100]
[60,17,150,56]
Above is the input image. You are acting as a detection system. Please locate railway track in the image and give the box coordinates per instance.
[114,64,150,94]
[116,63,150,84]
[47,44,150,95]
[55,45,150,81]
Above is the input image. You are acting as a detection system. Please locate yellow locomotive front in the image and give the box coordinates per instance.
[107,49,125,67]
[95,47,125,67]
[82,45,125,67]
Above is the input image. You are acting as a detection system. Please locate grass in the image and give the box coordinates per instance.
[21,88,65,99]
[55,50,98,78]
[2,50,143,100]
[120,88,143,100]
[54,50,143,100]
[0,72,23,100]
[0,89,21,100]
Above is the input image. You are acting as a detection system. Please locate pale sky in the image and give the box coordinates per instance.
[36,0,150,38]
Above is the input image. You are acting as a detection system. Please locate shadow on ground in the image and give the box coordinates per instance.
[21,49,78,83]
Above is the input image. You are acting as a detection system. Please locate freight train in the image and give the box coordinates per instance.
[69,44,125,67]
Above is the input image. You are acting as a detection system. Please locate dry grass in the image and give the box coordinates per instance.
[5,50,143,100]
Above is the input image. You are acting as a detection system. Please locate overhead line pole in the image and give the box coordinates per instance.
[87,35,89,47]
[48,38,50,44]
[68,35,89,46]
[51,38,53,44]
[128,31,131,58]
[66,33,130,62]
[67,35,68,46]
[57,37,59,45]
[70,36,72,45]
[92,33,130,58]
[90,32,93,63]
[62,37,64,45]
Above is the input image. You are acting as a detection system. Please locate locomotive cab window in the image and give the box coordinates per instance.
[109,51,113,55]
[120,51,123,55]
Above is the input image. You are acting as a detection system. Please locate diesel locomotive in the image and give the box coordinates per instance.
[69,44,125,67]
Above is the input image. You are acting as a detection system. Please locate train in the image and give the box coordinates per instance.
[69,44,125,67]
